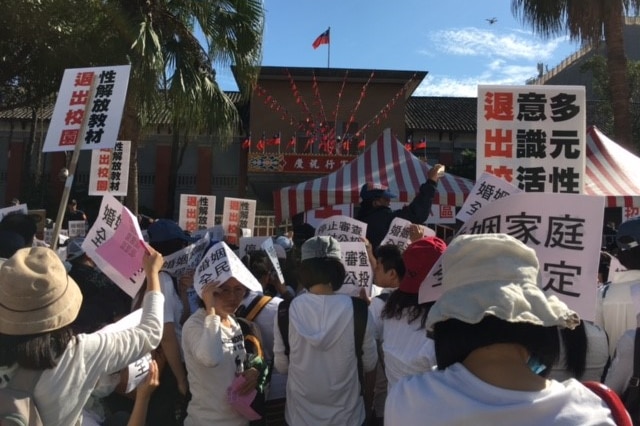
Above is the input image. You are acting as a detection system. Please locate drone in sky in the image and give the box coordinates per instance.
[486,17,497,25]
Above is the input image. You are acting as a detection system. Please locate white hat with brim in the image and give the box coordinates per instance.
[0,247,83,335]
[426,233,580,332]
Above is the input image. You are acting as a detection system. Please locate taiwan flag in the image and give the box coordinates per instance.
[312,28,330,49]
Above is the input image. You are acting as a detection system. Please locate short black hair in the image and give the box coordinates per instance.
[375,244,405,280]
[149,238,187,256]
[0,213,37,247]
[433,316,559,373]
[298,257,346,291]
[617,245,640,270]
[242,250,271,280]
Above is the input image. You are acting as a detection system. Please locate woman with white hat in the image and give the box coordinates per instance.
[0,246,165,426]
[385,233,622,425]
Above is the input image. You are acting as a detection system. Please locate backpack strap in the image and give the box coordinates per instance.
[351,296,368,396]
[632,328,640,384]
[277,299,293,358]
[583,381,633,426]
[236,317,264,360]
[245,296,273,322]
[375,292,390,302]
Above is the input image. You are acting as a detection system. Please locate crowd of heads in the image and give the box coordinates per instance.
[0,201,637,425]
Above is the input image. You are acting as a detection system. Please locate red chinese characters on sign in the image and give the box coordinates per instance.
[58,72,95,147]
[484,91,514,121]
[247,153,354,174]
[478,86,585,194]
[439,205,454,219]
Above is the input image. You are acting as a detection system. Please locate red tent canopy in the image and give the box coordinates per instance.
[585,125,640,207]
[273,129,474,223]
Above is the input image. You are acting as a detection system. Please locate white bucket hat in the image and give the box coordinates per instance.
[426,233,580,332]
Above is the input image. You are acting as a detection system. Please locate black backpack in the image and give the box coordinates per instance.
[622,328,640,425]
[277,296,368,394]
[234,297,273,425]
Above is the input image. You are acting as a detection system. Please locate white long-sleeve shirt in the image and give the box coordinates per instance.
[273,293,377,426]
[26,291,164,426]
[605,328,636,395]
[182,309,248,426]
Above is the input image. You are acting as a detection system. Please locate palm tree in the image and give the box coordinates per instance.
[104,0,264,215]
[511,0,639,153]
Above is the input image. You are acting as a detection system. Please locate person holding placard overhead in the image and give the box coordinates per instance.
[0,245,165,426]
[183,242,268,426]
[356,164,445,250]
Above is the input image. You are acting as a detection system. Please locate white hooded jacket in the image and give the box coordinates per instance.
[273,292,377,426]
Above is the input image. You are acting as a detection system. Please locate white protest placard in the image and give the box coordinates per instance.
[261,238,285,285]
[68,220,86,237]
[97,309,152,393]
[389,202,456,225]
[477,85,586,194]
[238,236,268,259]
[456,172,522,223]
[161,233,211,279]
[338,241,373,297]
[82,195,147,298]
[426,204,457,225]
[45,228,68,246]
[179,194,216,233]
[379,217,436,251]
[89,140,131,196]
[304,204,354,229]
[43,65,131,152]
[0,203,28,221]
[193,241,262,297]
[222,198,257,246]
[418,192,604,322]
[315,215,368,242]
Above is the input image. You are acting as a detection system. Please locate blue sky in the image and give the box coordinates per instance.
[216,0,583,97]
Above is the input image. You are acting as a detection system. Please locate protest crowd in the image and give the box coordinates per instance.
[1,160,639,426]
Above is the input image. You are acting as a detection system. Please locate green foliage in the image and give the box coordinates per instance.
[581,55,640,143]
[448,149,477,181]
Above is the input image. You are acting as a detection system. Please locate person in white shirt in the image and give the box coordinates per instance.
[273,236,378,426]
[182,272,266,426]
[597,216,640,356]
[386,233,618,426]
[380,236,446,390]
[147,219,196,424]
[0,246,165,426]
[604,323,639,395]
[548,320,610,383]
[367,243,404,425]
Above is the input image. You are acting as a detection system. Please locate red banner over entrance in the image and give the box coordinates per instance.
[248,153,355,174]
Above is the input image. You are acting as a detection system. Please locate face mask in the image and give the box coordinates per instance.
[527,356,547,375]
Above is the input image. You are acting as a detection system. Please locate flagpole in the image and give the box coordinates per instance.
[327,27,331,68]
